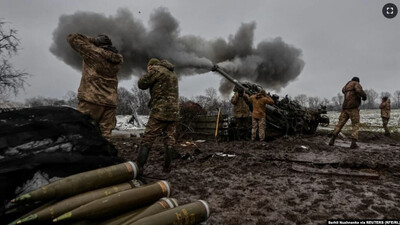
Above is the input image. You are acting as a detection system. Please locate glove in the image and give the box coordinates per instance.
[362,96,367,101]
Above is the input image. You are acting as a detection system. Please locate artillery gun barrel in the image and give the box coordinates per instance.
[211,65,249,94]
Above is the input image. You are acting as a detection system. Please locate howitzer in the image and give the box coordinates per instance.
[211,64,329,137]
[212,65,262,95]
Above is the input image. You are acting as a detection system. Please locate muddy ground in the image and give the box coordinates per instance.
[111,130,400,225]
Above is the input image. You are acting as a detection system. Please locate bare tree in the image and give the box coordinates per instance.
[294,94,308,107]
[336,93,343,106]
[307,96,321,109]
[130,86,150,115]
[380,91,391,99]
[393,90,400,109]
[321,98,330,106]
[63,90,78,108]
[0,20,29,99]
[25,96,66,107]
[205,87,218,102]
[219,99,233,116]
[331,96,341,111]
[363,89,378,109]
[116,87,135,115]
[193,95,209,111]
[205,87,220,112]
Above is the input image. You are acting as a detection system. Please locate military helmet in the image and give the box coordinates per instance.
[94,34,112,46]
[351,76,360,82]
[147,58,161,66]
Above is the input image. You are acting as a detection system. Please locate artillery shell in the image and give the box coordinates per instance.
[100,197,178,225]
[11,161,138,203]
[53,181,171,223]
[119,197,179,225]
[16,180,136,224]
[6,200,56,225]
[128,200,210,225]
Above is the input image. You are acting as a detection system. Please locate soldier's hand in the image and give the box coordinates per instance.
[362,96,367,101]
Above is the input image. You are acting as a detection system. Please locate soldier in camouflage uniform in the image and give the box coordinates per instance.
[231,88,251,140]
[379,96,391,136]
[249,90,274,141]
[67,33,124,140]
[136,58,179,174]
[329,77,367,149]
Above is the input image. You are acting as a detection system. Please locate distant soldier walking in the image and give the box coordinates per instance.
[249,90,274,141]
[379,96,391,136]
[137,58,179,174]
[67,33,124,140]
[329,77,367,148]
[231,88,251,140]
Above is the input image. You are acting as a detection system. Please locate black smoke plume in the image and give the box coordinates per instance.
[50,7,305,94]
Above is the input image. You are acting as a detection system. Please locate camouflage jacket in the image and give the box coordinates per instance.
[231,92,250,118]
[341,81,366,109]
[380,99,391,119]
[138,60,179,121]
[249,94,274,119]
[67,33,124,107]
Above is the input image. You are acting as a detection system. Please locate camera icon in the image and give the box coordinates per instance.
[383,3,398,19]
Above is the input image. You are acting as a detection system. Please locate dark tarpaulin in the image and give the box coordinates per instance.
[0,106,124,221]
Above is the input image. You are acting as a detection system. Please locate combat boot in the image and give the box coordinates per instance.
[350,139,358,149]
[163,145,174,173]
[328,135,336,146]
[136,145,150,177]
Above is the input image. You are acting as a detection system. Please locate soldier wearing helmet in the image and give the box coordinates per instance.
[136,58,179,175]
[329,77,367,149]
[67,33,124,140]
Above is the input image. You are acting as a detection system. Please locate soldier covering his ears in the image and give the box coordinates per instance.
[136,58,179,175]
[67,33,124,140]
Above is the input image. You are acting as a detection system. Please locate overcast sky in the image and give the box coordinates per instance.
[1,0,399,102]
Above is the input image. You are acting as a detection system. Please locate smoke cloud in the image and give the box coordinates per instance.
[50,7,305,94]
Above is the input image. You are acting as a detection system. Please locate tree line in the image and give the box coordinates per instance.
[20,87,233,116]
[294,89,400,111]
[11,87,398,115]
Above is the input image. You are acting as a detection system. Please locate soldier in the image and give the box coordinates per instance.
[136,58,179,175]
[329,77,367,149]
[249,90,274,141]
[379,96,391,136]
[67,33,123,140]
[230,88,251,140]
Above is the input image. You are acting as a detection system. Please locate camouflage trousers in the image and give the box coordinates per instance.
[252,117,266,141]
[77,101,116,140]
[141,116,177,147]
[332,108,360,140]
[382,117,390,135]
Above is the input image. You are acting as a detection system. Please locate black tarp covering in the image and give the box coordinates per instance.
[0,106,123,220]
